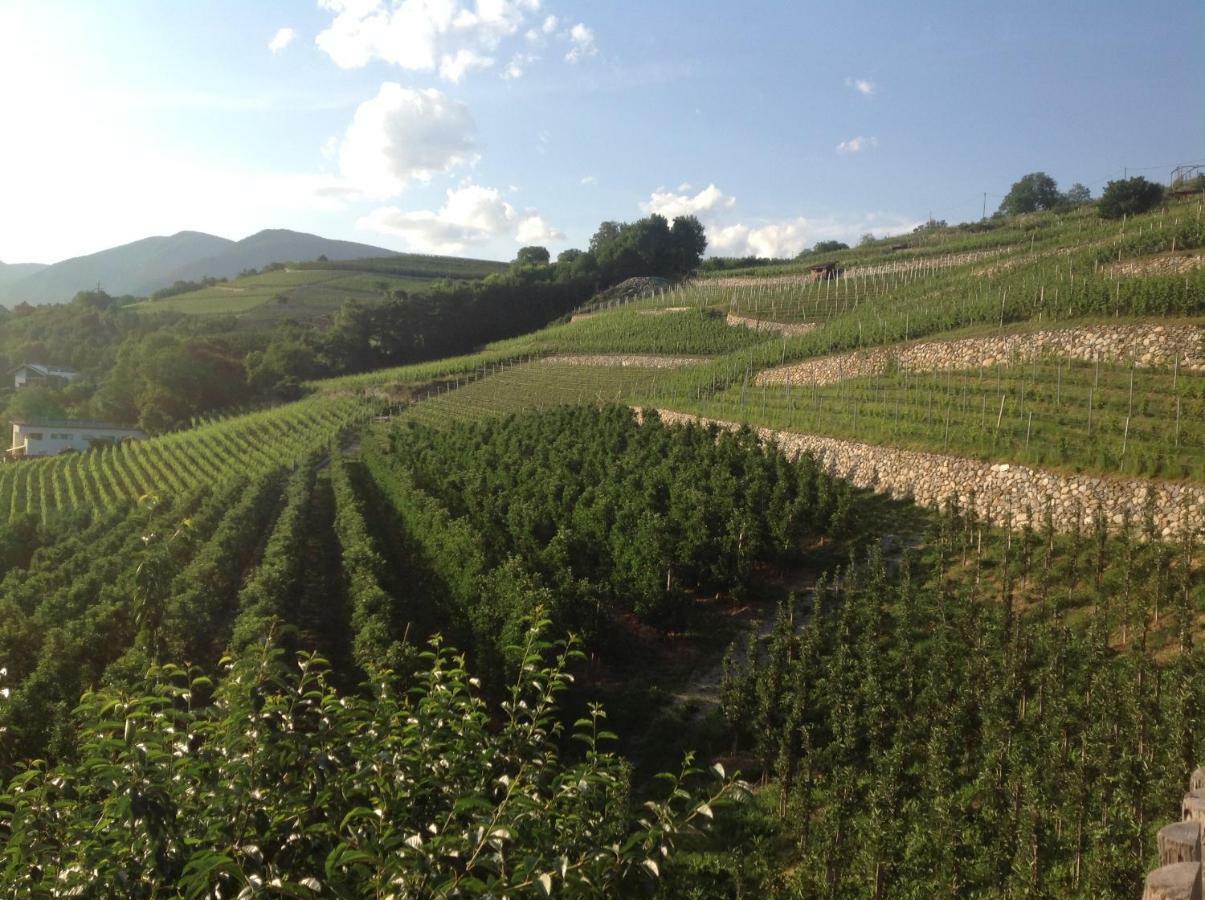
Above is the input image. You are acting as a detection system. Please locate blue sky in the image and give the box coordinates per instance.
[1,0,1202,264]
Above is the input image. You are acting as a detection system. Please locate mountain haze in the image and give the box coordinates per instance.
[0,261,49,292]
[0,229,401,305]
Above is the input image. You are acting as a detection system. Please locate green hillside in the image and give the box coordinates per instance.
[130,253,508,323]
[2,198,1204,896]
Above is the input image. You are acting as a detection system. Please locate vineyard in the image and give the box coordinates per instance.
[0,197,1203,895]
[0,394,373,524]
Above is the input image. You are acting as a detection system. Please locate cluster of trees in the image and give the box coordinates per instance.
[997,172,1093,216]
[999,171,1166,220]
[149,276,226,301]
[0,214,711,435]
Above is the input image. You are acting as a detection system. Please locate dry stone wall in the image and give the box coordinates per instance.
[540,354,703,369]
[647,409,1205,538]
[756,323,1205,387]
[1107,253,1205,278]
[724,314,817,337]
[1144,768,1205,899]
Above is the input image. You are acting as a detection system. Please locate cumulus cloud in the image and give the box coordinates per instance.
[359,183,562,253]
[845,76,875,96]
[337,83,477,197]
[708,222,798,258]
[439,47,494,82]
[640,183,917,258]
[269,27,297,53]
[642,183,735,218]
[516,213,564,243]
[565,23,596,62]
[316,0,581,82]
[836,135,877,154]
[501,51,537,79]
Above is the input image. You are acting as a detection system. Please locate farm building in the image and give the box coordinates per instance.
[11,363,82,390]
[8,418,144,458]
[808,262,840,282]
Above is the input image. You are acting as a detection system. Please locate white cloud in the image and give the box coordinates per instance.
[710,222,809,259]
[320,135,340,159]
[337,83,477,197]
[439,47,494,82]
[316,0,570,82]
[516,213,564,243]
[640,183,917,259]
[836,135,877,154]
[845,76,875,96]
[565,23,596,62]
[359,183,562,253]
[643,183,735,219]
[580,175,596,185]
[501,51,537,79]
[269,27,297,54]
[542,14,559,34]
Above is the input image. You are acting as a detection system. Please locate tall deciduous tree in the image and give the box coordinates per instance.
[998,172,1063,215]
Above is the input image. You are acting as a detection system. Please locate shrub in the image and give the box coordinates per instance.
[1099,176,1164,219]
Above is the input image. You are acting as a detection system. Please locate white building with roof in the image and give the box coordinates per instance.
[11,363,82,390]
[8,418,144,458]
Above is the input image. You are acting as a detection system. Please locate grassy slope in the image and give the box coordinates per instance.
[131,253,507,322]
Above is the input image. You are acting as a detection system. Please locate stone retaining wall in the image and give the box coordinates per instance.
[756,323,1205,387]
[1144,768,1205,899]
[1107,254,1205,278]
[540,354,703,369]
[724,314,817,336]
[647,409,1205,538]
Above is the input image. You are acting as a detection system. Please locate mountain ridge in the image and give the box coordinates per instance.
[0,229,404,305]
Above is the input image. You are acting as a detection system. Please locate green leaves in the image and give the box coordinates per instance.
[0,622,736,896]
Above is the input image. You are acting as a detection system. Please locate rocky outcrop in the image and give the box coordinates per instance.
[645,409,1205,538]
[756,323,1205,387]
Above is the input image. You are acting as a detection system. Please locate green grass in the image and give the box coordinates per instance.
[654,359,1205,480]
[131,256,505,321]
[291,253,507,279]
[486,307,771,356]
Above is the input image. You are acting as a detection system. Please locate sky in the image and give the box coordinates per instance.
[1,0,1202,265]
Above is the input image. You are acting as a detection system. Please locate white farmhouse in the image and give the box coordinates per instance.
[8,418,144,458]
[11,363,83,390]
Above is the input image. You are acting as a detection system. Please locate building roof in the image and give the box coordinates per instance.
[11,417,143,432]
[10,363,82,378]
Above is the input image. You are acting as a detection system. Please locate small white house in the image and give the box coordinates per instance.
[8,418,144,458]
[11,363,82,390]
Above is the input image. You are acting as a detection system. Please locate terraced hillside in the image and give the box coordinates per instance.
[130,253,508,324]
[331,201,1205,531]
[2,199,1204,897]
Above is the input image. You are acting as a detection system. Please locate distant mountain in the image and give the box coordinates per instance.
[0,229,400,306]
[163,230,399,286]
[0,231,234,305]
[0,261,48,292]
